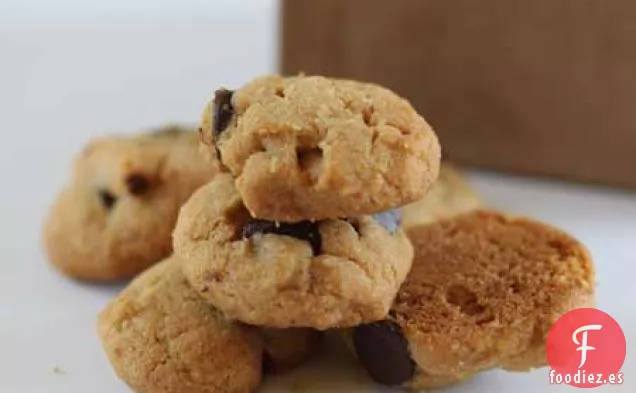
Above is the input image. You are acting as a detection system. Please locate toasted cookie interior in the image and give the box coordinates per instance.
[352,210,595,389]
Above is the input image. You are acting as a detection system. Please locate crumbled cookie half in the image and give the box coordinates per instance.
[347,210,595,389]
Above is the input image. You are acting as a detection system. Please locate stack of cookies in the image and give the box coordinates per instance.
[93,75,596,393]
[175,75,442,329]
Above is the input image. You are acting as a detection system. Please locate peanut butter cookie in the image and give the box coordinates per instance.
[43,125,219,281]
[199,75,441,221]
[173,174,413,330]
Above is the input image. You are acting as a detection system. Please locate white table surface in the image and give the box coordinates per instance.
[0,1,634,392]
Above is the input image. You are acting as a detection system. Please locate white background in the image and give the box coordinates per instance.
[0,1,633,392]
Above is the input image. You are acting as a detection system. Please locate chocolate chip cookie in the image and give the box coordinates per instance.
[400,162,483,230]
[98,256,321,393]
[43,125,220,281]
[349,210,596,389]
[199,75,441,221]
[173,174,414,330]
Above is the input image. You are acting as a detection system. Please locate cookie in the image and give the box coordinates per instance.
[98,256,321,393]
[173,173,414,330]
[43,125,220,281]
[199,74,441,221]
[349,210,595,389]
[400,162,483,230]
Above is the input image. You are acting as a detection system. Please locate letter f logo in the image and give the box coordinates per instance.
[572,324,602,368]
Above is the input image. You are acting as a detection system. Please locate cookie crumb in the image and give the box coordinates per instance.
[53,366,66,375]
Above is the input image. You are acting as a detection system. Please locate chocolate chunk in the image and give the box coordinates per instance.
[98,190,117,210]
[353,320,415,386]
[372,210,401,234]
[213,88,234,140]
[125,174,150,195]
[242,219,322,254]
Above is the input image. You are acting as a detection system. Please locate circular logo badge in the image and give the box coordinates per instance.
[546,308,626,388]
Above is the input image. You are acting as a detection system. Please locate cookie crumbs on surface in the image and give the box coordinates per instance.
[53,366,66,375]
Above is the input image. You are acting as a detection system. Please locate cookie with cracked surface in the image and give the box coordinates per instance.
[400,162,483,230]
[199,74,441,221]
[348,210,596,389]
[43,125,220,281]
[173,174,414,330]
[98,256,321,393]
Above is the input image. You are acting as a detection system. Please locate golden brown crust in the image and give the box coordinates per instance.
[200,75,441,221]
[400,162,483,230]
[97,256,263,393]
[173,174,414,330]
[43,126,219,281]
[397,210,595,389]
[98,257,321,393]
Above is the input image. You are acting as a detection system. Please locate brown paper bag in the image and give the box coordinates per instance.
[281,0,636,188]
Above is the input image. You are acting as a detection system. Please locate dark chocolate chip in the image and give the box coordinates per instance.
[371,210,401,234]
[353,320,415,386]
[98,189,117,210]
[242,219,322,254]
[212,88,234,140]
[125,174,150,195]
